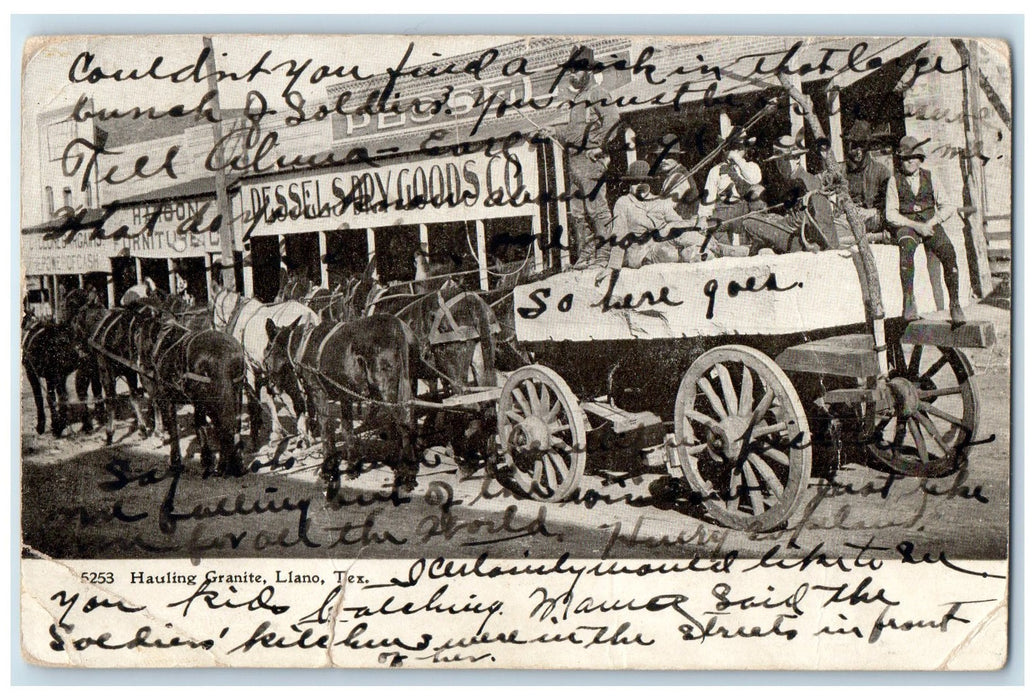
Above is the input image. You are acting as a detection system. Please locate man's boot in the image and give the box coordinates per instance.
[898,238,920,322]
[902,292,919,322]
[949,302,966,328]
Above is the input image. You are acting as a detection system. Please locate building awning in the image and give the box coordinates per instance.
[108,175,239,207]
[21,208,108,235]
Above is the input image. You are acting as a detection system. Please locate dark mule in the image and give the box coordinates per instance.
[132,303,247,476]
[263,315,417,497]
[22,306,102,437]
[67,292,156,444]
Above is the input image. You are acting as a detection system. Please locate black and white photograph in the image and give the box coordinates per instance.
[18,31,1012,670]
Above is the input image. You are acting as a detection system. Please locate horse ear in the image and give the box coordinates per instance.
[265,318,278,342]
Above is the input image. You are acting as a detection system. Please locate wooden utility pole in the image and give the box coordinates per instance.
[203,36,238,290]
[953,39,994,297]
[777,73,889,377]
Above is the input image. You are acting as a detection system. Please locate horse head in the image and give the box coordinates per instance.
[262,317,301,398]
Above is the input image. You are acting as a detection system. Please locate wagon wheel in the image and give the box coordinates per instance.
[497,365,586,503]
[674,345,812,531]
[867,343,978,478]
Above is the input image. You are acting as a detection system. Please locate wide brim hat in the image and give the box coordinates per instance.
[650,133,687,154]
[895,135,928,159]
[569,45,596,69]
[621,159,656,181]
[845,119,873,144]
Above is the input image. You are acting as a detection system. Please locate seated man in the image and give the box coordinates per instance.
[740,134,841,254]
[844,120,891,235]
[697,128,765,245]
[886,136,965,325]
[612,160,743,269]
[650,132,701,219]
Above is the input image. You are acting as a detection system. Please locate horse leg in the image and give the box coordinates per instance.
[44,379,59,438]
[159,395,183,474]
[243,370,263,450]
[53,374,70,438]
[126,373,151,438]
[25,365,45,435]
[75,370,93,434]
[341,400,359,480]
[99,362,117,444]
[314,388,340,499]
[213,396,245,478]
[392,403,419,495]
[194,404,215,476]
[90,366,104,426]
[262,381,284,446]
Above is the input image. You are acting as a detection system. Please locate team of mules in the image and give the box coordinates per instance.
[24,253,523,496]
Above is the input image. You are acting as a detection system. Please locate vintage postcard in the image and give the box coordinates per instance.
[19,33,1011,670]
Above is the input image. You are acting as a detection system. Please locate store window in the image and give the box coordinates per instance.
[374,225,419,283]
[324,230,370,289]
[62,187,72,209]
[427,221,479,276]
[44,187,54,217]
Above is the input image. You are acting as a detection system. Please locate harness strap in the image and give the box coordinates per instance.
[293,323,318,367]
[224,295,248,336]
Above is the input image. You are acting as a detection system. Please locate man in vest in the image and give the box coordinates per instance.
[886,136,965,325]
[844,120,891,234]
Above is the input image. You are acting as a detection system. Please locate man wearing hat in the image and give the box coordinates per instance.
[844,120,891,233]
[739,134,840,253]
[611,160,727,268]
[886,135,965,324]
[543,45,621,268]
[697,114,765,245]
[651,133,702,219]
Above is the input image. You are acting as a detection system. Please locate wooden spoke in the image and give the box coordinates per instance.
[545,398,562,422]
[505,409,524,425]
[919,400,967,428]
[714,363,739,417]
[892,418,908,449]
[529,458,543,489]
[688,410,721,429]
[918,386,963,400]
[539,383,550,414]
[748,453,784,497]
[740,459,766,515]
[727,466,743,505]
[684,442,708,456]
[524,382,542,414]
[906,344,924,379]
[739,364,754,417]
[697,377,727,418]
[907,418,929,464]
[512,387,533,416]
[542,456,560,491]
[915,412,951,455]
[549,421,572,435]
[750,388,776,425]
[762,447,790,467]
[548,452,570,485]
[919,354,950,383]
[551,434,573,453]
[751,421,788,439]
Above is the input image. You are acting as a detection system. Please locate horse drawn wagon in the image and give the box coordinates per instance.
[481,243,995,532]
